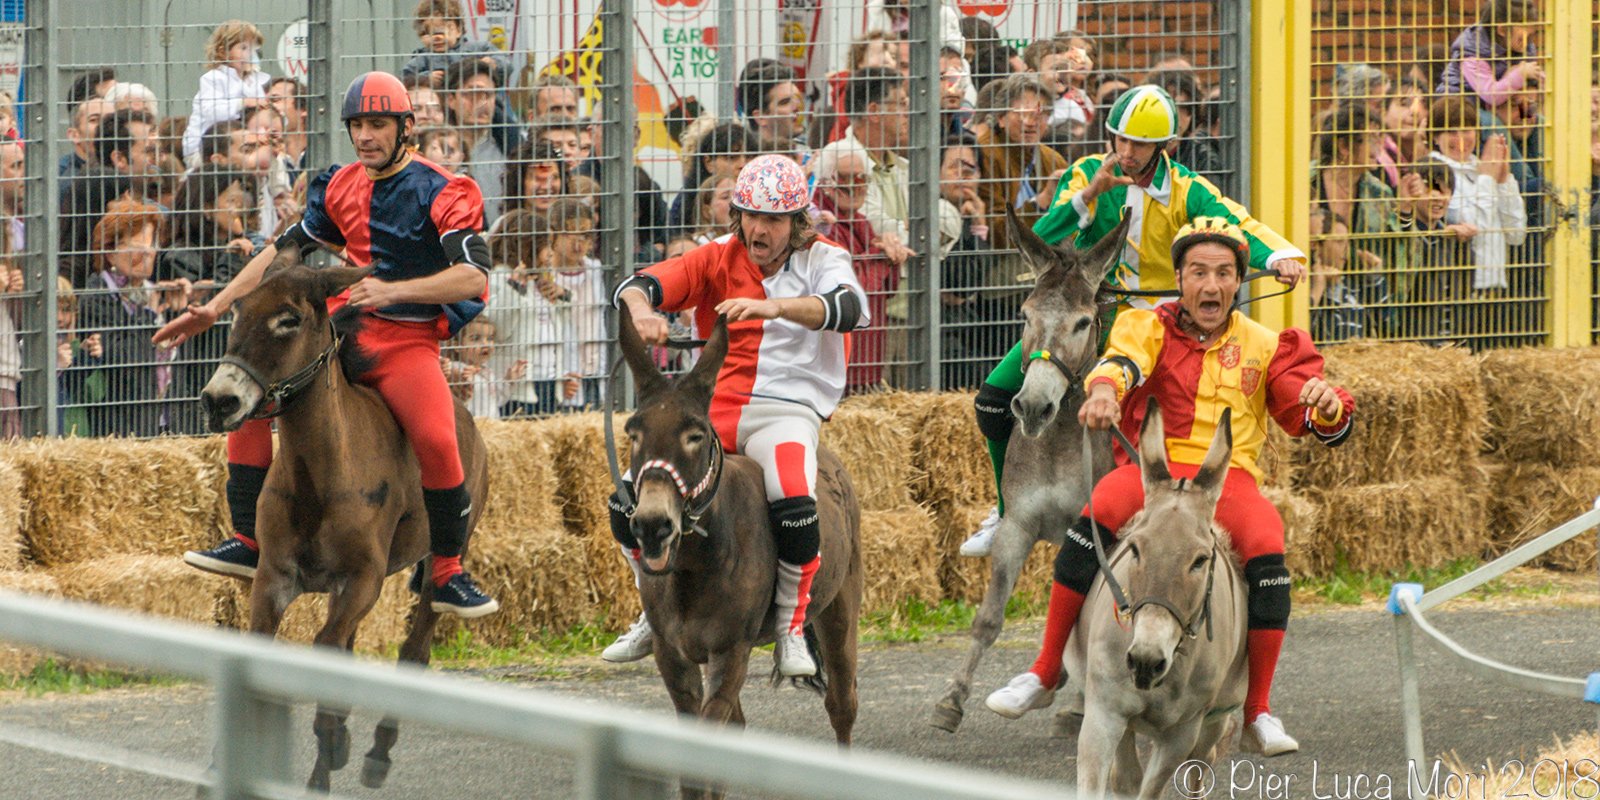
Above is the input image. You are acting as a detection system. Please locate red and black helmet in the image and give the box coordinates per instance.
[341,71,413,123]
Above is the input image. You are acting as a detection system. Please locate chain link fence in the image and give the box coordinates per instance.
[0,0,1252,438]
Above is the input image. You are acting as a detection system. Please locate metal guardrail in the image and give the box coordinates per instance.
[0,591,1072,800]
[1387,500,1600,800]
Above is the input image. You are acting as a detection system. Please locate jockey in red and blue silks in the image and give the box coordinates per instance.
[157,71,499,618]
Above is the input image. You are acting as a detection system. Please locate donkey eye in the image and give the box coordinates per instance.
[684,430,706,446]
[1128,543,1140,561]
[270,311,302,335]
[1190,555,1209,571]
[1073,318,1091,333]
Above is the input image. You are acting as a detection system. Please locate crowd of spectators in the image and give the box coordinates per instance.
[6,0,1593,437]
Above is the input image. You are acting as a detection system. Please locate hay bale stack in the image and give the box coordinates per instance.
[0,456,26,570]
[534,413,640,626]
[10,438,223,566]
[475,419,563,538]
[1256,425,1299,489]
[0,571,61,674]
[168,435,232,540]
[53,555,230,626]
[905,392,994,511]
[1305,477,1485,574]
[858,506,941,610]
[1480,347,1600,466]
[1486,464,1600,573]
[935,504,1055,605]
[1261,487,1328,577]
[821,407,920,512]
[1289,342,1486,487]
[436,520,593,646]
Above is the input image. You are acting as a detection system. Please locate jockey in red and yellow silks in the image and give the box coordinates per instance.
[984,218,1354,759]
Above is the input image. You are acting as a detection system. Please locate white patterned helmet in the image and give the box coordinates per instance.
[731,154,809,214]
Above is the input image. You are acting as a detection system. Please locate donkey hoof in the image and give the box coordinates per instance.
[323,726,351,771]
[929,701,964,733]
[361,756,392,789]
[307,766,331,794]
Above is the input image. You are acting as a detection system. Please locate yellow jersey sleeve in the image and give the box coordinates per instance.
[1085,309,1165,401]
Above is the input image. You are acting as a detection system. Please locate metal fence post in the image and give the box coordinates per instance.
[716,0,736,120]
[600,0,637,410]
[1247,0,1310,333]
[1545,0,1594,347]
[907,0,942,391]
[22,0,60,437]
[307,0,337,171]
[1392,614,1427,799]
[212,657,291,800]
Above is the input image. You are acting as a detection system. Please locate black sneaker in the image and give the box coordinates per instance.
[431,573,499,619]
[183,538,259,579]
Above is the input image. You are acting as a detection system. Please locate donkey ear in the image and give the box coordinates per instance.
[1138,395,1172,493]
[617,309,668,399]
[1006,203,1065,277]
[310,265,373,303]
[1079,210,1133,286]
[1192,407,1233,506]
[679,314,729,409]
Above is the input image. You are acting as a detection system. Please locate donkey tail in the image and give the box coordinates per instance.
[768,625,828,695]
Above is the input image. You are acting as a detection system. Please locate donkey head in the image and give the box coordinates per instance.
[1120,397,1232,690]
[618,312,729,574]
[1010,208,1131,437]
[201,249,370,432]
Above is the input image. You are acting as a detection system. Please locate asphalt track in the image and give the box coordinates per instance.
[0,595,1596,799]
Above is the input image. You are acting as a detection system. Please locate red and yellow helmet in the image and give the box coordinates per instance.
[1172,217,1250,276]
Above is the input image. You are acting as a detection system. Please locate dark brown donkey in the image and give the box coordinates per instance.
[616,312,862,790]
[199,253,488,793]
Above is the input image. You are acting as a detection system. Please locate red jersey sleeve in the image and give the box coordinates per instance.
[640,239,723,314]
[429,175,487,236]
[1265,327,1355,444]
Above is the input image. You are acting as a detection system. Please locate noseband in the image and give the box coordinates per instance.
[222,318,343,421]
[632,426,725,536]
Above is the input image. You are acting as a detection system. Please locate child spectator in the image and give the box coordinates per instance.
[55,276,104,436]
[1428,95,1525,295]
[406,81,448,128]
[543,198,608,410]
[482,208,554,417]
[182,20,270,165]
[1307,207,1367,343]
[1023,38,1093,132]
[443,317,516,419]
[688,172,735,244]
[1409,162,1474,343]
[1437,0,1543,113]
[416,125,467,176]
[401,0,511,92]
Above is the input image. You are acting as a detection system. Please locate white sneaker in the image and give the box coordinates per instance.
[985,672,1056,719]
[601,612,654,663]
[959,507,1003,557]
[774,629,817,677]
[1242,713,1300,756]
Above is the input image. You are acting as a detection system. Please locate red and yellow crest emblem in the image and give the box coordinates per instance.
[1218,343,1241,369]
[1240,367,1262,395]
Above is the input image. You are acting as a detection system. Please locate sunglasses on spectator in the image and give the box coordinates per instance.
[1007,107,1047,121]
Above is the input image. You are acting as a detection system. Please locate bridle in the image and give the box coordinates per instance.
[222,317,343,421]
[1081,424,1218,643]
[602,336,724,536]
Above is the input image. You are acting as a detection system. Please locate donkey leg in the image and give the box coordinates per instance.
[932,517,1037,732]
[1136,717,1204,800]
[1075,702,1127,800]
[814,584,861,746]
[363,593,439,789]
[700,648,752,727]
[1109,729,1142,799]
[653,643,705,718]
[306,572,384,792]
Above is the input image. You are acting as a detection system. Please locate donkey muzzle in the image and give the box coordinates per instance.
[201,363,263,433]
[631,514,680,575]
[1127,643,1171,690]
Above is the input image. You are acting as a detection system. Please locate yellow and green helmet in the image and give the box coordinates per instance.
[1104,84,1180,143]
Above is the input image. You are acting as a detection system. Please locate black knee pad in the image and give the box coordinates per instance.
[769,496,820,565]
[609,483,638,549]
[1054,516,1116,594]
[422,483,472,557]
[225,463,269,539]
[1244,554,1291,631]
[974,381,1018,443]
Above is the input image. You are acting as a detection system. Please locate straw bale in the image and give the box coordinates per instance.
[0,456,26,570]
[1480,347,1600,467]
[1260,487,1328,577]
[1487,463,1600,573]
[168,435,232,540]
[534,413,642,627]
[53,554,230,626]
[906,392,995,510]
[475,419,563,537]
[435,519,592,647]
[0,570,60,674]
[820,407,920,512]
[936,504,1055,605]
[1288,342,1486,487]
[1305,476,1485,574]
[1256,424,1298,489]
[858,506,941,611]
[10,437,223,566]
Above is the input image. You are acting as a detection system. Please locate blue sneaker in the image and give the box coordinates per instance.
[183,537,259,579]
[431,573,499,619]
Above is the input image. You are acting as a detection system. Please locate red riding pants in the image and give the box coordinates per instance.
[1081,463,1283,562]
[226,307,464,491]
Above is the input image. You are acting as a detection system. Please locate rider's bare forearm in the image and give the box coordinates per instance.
[381,264,488,304]
[776,296,827,330]
[207,242,281,313]
[619,287,656,317]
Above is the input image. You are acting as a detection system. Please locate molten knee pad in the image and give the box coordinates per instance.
[1054,516,1115,594]
[609,483,638,549]
[974,381,1018,443]
[768,496,820,565]
[1244,554,1291,631]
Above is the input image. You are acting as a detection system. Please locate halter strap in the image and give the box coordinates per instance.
[227,319,343,421]
[1023,348,1089,402]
